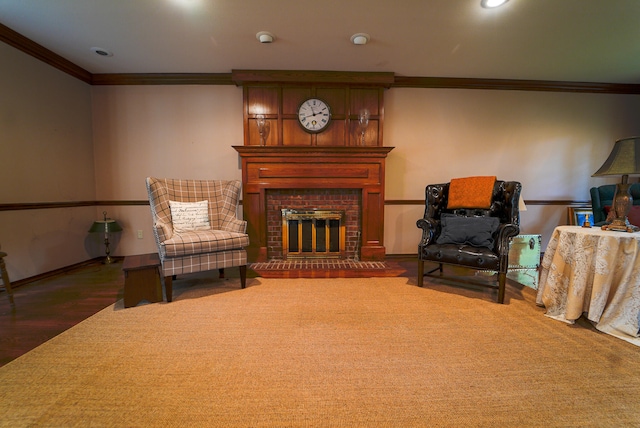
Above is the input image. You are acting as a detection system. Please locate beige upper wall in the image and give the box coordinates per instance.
[91,85,244,200]
[0,42,96,280]
[91,84,637,204]
[385,88,634,201]
[0,43,95,202]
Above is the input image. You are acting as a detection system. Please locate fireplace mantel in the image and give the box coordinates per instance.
[233,146,394,262]
[233,146,394,157]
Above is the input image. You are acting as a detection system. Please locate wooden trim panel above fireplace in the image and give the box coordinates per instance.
[234,146,394,262]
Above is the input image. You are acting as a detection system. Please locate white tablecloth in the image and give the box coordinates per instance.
[536,225,640,346]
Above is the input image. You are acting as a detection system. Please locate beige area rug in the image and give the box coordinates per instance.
[1,274,640,427]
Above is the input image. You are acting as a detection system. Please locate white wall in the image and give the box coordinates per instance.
[4,38,640,281]
[90,85,637,257]
[384,88,637,200]
[383,88,638,253]
[91,85,244,199]
[90,85,244,258]
[0,43,96,281]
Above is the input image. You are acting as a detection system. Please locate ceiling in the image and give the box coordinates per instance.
[1,0,640,83]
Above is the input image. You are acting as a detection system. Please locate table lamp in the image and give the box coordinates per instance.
[592,137,640,232]
[89,211,123,263]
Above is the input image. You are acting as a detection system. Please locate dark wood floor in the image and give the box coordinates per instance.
[0,260,126,367]
[0,257,419,367]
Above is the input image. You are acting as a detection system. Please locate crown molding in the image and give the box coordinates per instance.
[0,22,91,83]
[231,69,395,86]
[391,76,640,94]
[91,73,234,85]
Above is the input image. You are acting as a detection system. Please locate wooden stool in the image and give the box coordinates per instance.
[0,251,15,306]
[122,253,162,308]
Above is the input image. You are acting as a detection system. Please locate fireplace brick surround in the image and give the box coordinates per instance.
[268,189,360,259]
[234,146,394,262]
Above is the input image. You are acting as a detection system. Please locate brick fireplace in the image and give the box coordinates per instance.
[233,146,394,262]
[269,189,360,259]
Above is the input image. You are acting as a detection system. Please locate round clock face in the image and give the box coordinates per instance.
[297,98,331,133]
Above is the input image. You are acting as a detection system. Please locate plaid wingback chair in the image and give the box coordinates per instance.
[146,177,249,302]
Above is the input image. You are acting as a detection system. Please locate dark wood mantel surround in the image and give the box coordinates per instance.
[233,70,394,262]
[234,146,393,262]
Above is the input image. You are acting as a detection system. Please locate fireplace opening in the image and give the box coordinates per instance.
[266,189,361,260]
[282,209,345,259]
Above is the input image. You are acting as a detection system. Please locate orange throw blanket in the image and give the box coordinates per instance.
[447,176,497,209]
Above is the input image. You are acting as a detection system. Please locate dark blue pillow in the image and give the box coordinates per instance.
[435,214,500,248]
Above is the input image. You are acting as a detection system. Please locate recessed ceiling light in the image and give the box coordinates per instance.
[256,31,275,44]
[481,0,509,8]
[90,47,113,57]
[350,33,370,45]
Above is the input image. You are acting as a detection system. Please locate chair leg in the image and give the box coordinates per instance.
[417,260,424,287]
[164,276,173,303]
[239,265,247,289]
[219,268,225,279]
[0,255,14,307]
[497,272,506,304]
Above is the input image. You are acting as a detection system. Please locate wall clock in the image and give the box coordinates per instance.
[297,98,331,133]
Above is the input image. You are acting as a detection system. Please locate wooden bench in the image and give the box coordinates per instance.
[122,253,162,308]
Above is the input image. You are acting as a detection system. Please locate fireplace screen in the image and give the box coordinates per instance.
[282,209,345,259]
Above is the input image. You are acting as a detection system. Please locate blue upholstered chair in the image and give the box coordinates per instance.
[590,183,640,227]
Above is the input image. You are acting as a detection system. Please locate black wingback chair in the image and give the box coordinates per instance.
[416,180,521,303]
[590,183,640,226]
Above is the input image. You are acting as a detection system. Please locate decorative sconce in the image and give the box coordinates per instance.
[357,109,370,146]
[89,211,123,263]
[255,114,270,146]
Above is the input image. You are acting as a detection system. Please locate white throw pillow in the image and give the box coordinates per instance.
[169,200,211,233]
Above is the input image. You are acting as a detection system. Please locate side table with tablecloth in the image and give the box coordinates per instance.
[536,225,640,346]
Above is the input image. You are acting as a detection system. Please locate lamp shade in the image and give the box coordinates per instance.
[592,137,640,176]
[89,220,122,234]
[88,211,123,234]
